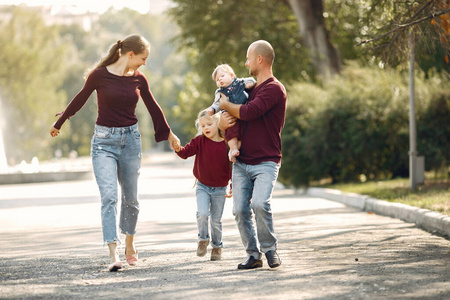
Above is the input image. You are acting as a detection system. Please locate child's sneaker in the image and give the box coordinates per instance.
[197,240,209,257]
[210,247,222,261]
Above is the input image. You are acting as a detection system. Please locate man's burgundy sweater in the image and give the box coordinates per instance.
[237,77,287,165]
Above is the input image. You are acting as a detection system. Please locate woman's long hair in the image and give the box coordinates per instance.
[85,34,150,77]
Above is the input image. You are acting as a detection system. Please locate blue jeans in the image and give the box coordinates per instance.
[91,123,142,245]
[232,160,280,259]
[196,181,227,248]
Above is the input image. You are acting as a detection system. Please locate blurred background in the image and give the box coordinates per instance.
[0,0,448,188]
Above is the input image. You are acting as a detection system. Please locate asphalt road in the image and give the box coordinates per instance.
[0,153,449,299]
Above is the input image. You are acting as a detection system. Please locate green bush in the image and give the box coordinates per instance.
[417,90,450,173]
[279,63,449,187]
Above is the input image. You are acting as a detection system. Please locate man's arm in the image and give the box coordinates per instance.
[219,93,241,119]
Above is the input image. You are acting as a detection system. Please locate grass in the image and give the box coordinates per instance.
[324,178,450,216]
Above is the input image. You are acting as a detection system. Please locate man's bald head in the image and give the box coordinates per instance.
[248,40,274,65]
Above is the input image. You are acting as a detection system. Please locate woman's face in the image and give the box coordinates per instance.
[129,48,149,70]
[215,69,235,88]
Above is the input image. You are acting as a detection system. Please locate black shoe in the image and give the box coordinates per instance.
[237,256,263,269]
[265,250,281,268]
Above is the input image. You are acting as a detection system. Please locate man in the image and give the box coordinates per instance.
[219,40,287,269]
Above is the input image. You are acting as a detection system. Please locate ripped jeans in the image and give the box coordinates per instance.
[91,123,141,245]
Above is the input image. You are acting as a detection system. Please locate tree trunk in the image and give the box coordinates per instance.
[287,0,341,78]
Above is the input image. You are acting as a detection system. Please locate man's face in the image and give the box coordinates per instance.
[245,47,257,76]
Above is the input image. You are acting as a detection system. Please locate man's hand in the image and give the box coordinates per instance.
[219,112,237,132]
[218,93,229,110]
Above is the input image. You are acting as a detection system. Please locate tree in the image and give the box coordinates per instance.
[169,0,311,85]
[357,0,450,69]
[285,0,341,78]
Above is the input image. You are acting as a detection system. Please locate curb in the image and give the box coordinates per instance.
[307,187,450,238]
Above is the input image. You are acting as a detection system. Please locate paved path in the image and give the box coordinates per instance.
[0,153,449,299]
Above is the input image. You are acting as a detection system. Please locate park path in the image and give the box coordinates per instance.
[0,153,448,299]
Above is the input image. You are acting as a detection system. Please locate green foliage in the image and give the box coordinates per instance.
[169,0,312,86]
[0,7,67,162]
[417,89,450,172]
[279,63,449,187]
[355,0,450,69]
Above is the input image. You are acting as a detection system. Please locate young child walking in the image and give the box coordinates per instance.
[207,64,256,163]
[174,109,231,260]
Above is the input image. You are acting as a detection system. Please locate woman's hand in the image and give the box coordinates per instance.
[50,125,60,137]
[168,130,181,151]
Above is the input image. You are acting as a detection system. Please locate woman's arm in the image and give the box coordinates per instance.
[138,73,171,142]
[168,131,181,151]
[50,69,99,136]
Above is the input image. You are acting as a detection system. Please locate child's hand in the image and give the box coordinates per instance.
[226,187,232,198]
[207,108,214,116]
[173,141,181,152]
[245,81,255,89]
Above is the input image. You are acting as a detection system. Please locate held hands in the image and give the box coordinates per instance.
[168,130,181,152]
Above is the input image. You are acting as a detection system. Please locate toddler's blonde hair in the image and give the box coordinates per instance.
[211,64,235,81]
[195,109,220,136]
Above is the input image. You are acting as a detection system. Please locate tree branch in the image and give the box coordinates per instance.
[356,8,450,46]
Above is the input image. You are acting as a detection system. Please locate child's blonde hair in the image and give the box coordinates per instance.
[211,64,235,81]
[195,109,220,136]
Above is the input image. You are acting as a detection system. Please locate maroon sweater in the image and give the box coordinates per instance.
[176,135,231,187]
[54,67,170,142]
[238,77,287,165]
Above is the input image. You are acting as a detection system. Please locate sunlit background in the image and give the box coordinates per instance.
[0,0,173,14]
[0,0,448,188]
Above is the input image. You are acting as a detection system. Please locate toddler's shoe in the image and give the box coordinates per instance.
[196,240,209,257]
[210,247,222,261]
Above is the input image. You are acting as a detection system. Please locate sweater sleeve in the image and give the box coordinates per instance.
[138,72,171,142]
[53,70,98,130]
[209,90,221,114]
[176,136,199,159]
[243,77,256,90]
[239,81,283,122]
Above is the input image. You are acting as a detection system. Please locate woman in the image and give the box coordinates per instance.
[50,34,180,271]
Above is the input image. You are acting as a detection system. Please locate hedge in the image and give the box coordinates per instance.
[279,64,449,187]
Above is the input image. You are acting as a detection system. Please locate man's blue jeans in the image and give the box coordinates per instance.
[232,160,280,259]
[91,124,141,245]
[196,181,227,248]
